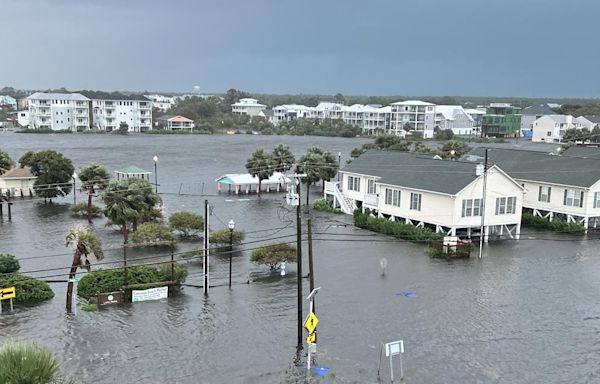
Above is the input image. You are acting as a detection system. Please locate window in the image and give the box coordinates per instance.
[564,189,583,207]
[539,186,551,203]
[410,193,422,211]
[367,179,376,194]
[595,192,600,208]
[547,131,552,137]
[385,188,400,207]
[495,196,517,215]
[461,198,482,217]
[347,176,360,192]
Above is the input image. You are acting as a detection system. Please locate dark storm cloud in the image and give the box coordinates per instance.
[1,0,599,97]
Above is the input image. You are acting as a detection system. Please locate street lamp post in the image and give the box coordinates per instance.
[72,172,77,205]
[228,219,235,288]
[152,155,158,194]
[337,151,341,183]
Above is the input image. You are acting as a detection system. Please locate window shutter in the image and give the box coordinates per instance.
[564,190,567,205]
[548,187,551,202]
[580,191,584,207]
[538,186,542,201]
[462,200,466,217]
[495,198,500,215]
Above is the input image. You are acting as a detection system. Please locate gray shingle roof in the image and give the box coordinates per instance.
[561,146,600,159]
[464,147,600,188]
[342,151,481,195]
[522,104,555,116]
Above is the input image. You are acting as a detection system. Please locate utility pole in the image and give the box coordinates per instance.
[478,148,489,259]
[203,199,210,295]
[307,218,316,343]
[295,166,303,349]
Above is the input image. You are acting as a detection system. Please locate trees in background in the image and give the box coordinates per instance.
[19,150,74,202]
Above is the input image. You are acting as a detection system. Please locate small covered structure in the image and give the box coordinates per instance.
[216,172,291,194]
[115,166,152,181]
[0,167,36,196]
[156,115,194,131]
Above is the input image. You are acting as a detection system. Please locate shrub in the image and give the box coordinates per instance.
[69,202,103,217]
[521,213,585,234]
[77,265,188,300]
[0,253,20,273]
[131,222,176,245]
[434,129,455,141]
[313,198,342,214]
[82,303,98,312]
[0,341,62,384]
[169,211,204,237]
[251,243,297,270]
[354,209,443,241]
[0,274,54,303]
[388,142,411,152]
[210,228,245,245]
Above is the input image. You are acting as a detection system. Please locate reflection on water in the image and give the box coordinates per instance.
[1,133,600,383]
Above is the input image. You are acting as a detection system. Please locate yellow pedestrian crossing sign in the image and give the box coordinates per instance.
[306,332,316,344]
[0,287,16,301]
[304,312,319,333]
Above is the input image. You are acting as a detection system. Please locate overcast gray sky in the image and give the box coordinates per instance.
[1,0,599,97]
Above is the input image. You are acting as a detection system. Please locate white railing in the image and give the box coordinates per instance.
[324,181,337,194]
[324,181,353,214]
[364,193,379,207]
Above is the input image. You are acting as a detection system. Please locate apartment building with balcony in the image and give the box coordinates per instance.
[481,103,521,138]
[273,104,317,123]
[27,92,91,131]
[83,92,153,132]
[389,100,436,138]
[231,98,266,117]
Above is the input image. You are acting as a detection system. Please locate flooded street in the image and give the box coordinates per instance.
[1,133,600,383]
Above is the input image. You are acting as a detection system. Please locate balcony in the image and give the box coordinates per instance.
[364,193,379,208]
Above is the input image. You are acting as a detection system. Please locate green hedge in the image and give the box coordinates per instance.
[521,213,585,234]
[354,209,443,241]
[0,253,20,274]
[77,264,188,300]
[312,198,342,214]
[0,274,54,303]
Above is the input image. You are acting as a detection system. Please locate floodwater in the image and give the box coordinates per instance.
[1,133,600,384]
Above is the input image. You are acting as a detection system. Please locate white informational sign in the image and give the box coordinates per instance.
[132,286,169,303]
[385,340,404,357]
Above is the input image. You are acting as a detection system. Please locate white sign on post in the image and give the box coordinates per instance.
[132,286,168,303]
[385,340,404,357]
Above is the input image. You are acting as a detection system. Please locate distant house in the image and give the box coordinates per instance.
[145,94,175,111]
[465,147,600,229]
[531,115,594,143]
[0,95,17,109]
[15,110,30,127]
[0,167,36,196]
[156,115,194,131]
[231,98,266,117]
[257,109,276,124]
[325,151,524,240]
[521,104,556,134]
[434,105,475,135]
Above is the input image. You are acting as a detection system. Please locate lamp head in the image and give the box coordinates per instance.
[153,155,158,162]
[72,172,77,179]
[228,219,235,230]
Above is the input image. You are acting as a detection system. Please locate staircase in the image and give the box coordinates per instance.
[333,184,354,214]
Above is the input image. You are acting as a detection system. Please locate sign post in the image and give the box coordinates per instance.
[377,339,404,383]
[304,287,320,376]
[68,278,80,315]
[0,286,16,314]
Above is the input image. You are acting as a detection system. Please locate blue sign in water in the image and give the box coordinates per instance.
[396,292,416,297]
[314,366,330,376]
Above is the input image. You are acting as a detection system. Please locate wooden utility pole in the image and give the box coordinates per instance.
[295,166,303,348]
[203,199,210,295]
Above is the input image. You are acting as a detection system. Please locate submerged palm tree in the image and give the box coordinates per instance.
[0,341,63,384]
[65,225,103,312]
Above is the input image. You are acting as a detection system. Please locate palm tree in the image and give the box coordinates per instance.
[272,144,295,172]
[78,163,110,223]
[0,341,64,384]
[102,178,160,242]
[299,147,339,205]
[65,225,103,312]
[245,149,274,197]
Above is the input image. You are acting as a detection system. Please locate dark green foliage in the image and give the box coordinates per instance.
[78,163,110,191]
[0,253,20,273]
[434,129,455,141]
[117,122,129,134]
[251,243,297,270]
[0,149,13,175]
[276,118,360,137]
[438,140,470,159]
[82,303,98,312]
[131,222,176,244]
[246,149,274,196]
[169,211,204,237]
[388,142,411,152]
[354,209,443,241]
[521,213,585,234]
[299,147,338,203]
[20,150,75,199]
[272,144,295,172]
[374,135,403,148]
[312,198,342,213]
[16,128,72,134]
[0,274,54,303]
[69,202,103,217]
[426,242,473,258]
[210,229,245,245]
[77,265,188,300]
